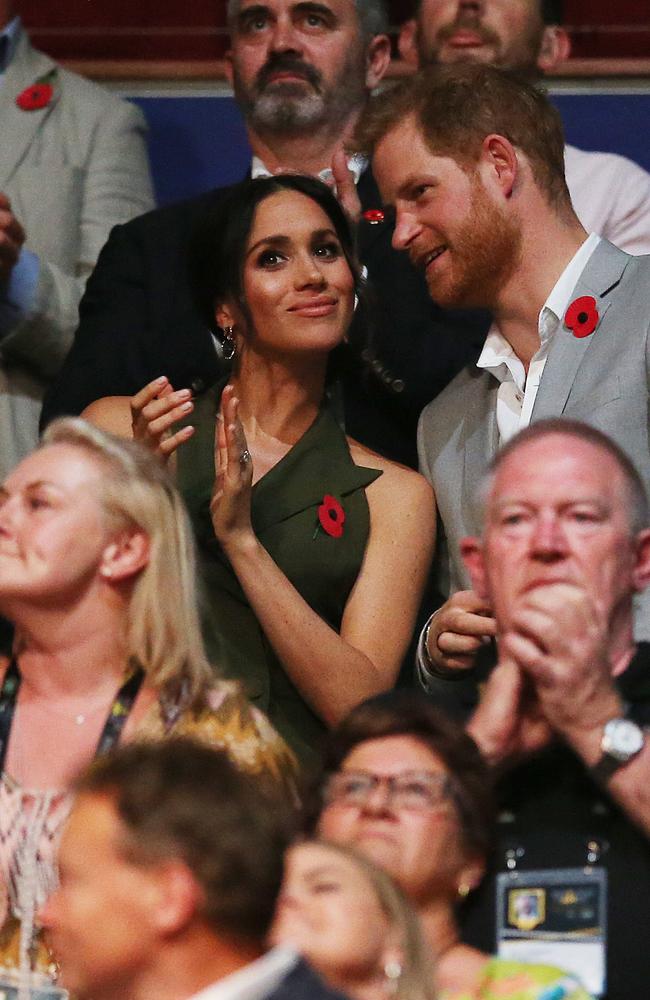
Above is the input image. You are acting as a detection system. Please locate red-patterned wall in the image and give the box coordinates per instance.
[18,0,650,62]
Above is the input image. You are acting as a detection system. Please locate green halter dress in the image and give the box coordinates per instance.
[177,385,382,765]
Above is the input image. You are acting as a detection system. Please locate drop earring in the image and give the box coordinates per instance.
[383,958,402,995]
[222,325,236,362]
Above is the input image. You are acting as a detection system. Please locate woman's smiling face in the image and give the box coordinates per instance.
[218,188,355,357]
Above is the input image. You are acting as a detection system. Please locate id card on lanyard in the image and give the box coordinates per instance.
[496,867,607,997]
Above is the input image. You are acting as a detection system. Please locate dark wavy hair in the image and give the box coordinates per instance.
[189,174,366,380]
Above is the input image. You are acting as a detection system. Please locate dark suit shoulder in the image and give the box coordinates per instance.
[110,183,240,242]
[266,959,351,1000]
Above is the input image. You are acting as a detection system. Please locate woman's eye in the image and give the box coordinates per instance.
[314,242,341,259]
[257,250,285,267]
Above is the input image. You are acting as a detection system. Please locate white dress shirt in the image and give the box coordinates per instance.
[476,232,601,444]
[189,947,299,1000]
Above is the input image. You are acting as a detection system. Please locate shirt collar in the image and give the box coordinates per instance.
[542,231,601,327]
[189,947,299,1000]
[477,232,601,386]
[0,16,22,74]
[251,153,368,188]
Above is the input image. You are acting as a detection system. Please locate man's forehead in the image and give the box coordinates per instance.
[489,435,625,504]
[236,0,356,18]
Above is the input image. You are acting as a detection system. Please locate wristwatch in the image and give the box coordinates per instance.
[590,717,646,783]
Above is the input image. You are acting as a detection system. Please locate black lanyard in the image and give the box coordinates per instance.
[0,658,145,774]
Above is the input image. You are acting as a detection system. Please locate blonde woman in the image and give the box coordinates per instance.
[0,418,295,997]
[272,839,436,1000]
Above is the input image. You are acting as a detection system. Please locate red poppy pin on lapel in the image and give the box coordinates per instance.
[362,209,385,225]
[16,70,56,111]
[317,495,345,538]
[564,295,599,339]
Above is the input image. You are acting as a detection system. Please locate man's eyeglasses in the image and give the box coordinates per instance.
[323,770,453,811]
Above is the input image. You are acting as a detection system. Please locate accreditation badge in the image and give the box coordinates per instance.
[496,867,607,996]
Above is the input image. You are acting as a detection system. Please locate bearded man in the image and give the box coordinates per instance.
[397,0,650,256]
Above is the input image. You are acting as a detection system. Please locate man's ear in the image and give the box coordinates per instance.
[149,861,205,937]
[536,25,571,73]
[100,530,150,584]
[460,536,489,599]
[632,528,650,593]
[479,134,519,200]
[397,19,419,67]
[365,34,392,89]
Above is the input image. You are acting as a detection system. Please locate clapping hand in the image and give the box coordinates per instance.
[130,376,195,459]
[210,384,255,553]
[501,583,622,748]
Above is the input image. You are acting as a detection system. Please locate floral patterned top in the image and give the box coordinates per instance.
[442,957,593,1000]
[0,681,296,991]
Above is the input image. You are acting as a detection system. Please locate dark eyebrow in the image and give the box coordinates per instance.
[237,4,270,25]
[311,228,339,242]
[293,2,338,21]
[247,228,339,257]
[246,234,292,257]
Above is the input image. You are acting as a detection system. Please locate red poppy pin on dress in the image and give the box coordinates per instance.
[16,70,56,111]
[317,495,345,538]
[564,295,599,339]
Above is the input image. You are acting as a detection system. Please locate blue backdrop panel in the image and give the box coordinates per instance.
[132,92,650,207]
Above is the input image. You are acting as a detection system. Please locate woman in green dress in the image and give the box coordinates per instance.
[85,175,435,764]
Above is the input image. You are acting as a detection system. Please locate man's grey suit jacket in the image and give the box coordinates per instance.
[418,239,650,637]
[0,23,153,475]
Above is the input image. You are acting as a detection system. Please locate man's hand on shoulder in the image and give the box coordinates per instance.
[0,194,26,281]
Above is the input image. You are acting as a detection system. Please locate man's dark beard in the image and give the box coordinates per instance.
[255,52,322,95]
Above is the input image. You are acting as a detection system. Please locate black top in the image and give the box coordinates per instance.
[460,642,650,1000]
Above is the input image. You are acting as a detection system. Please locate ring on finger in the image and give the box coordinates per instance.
[239,448,252,470]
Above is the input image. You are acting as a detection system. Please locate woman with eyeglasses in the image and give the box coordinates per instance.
[314,692,592,1000]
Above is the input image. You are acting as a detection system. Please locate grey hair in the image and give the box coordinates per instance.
[40,418,213,703]
[478,419,650,535]
[227,0,389,42]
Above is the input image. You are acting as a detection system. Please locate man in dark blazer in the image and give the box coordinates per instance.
[41,0,488,469]
[352,63,650,682]
[41,739,349,1000]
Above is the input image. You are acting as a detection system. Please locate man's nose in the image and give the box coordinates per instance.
[391,210,422,251]
[270,15,302,52]
[530,514,568,559]
[457,0,484,14]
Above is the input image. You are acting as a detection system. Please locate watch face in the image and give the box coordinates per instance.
[603,719,645,761]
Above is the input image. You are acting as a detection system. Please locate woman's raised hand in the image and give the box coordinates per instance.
[210,384,255,552]
[130,376,195,459]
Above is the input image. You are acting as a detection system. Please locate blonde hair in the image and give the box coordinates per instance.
[41,418,213,703]
[310,840,437,1000]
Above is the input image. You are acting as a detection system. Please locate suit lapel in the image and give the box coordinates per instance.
[0,28,59,189]
[462,375,499,534]
[532,240,630,421]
